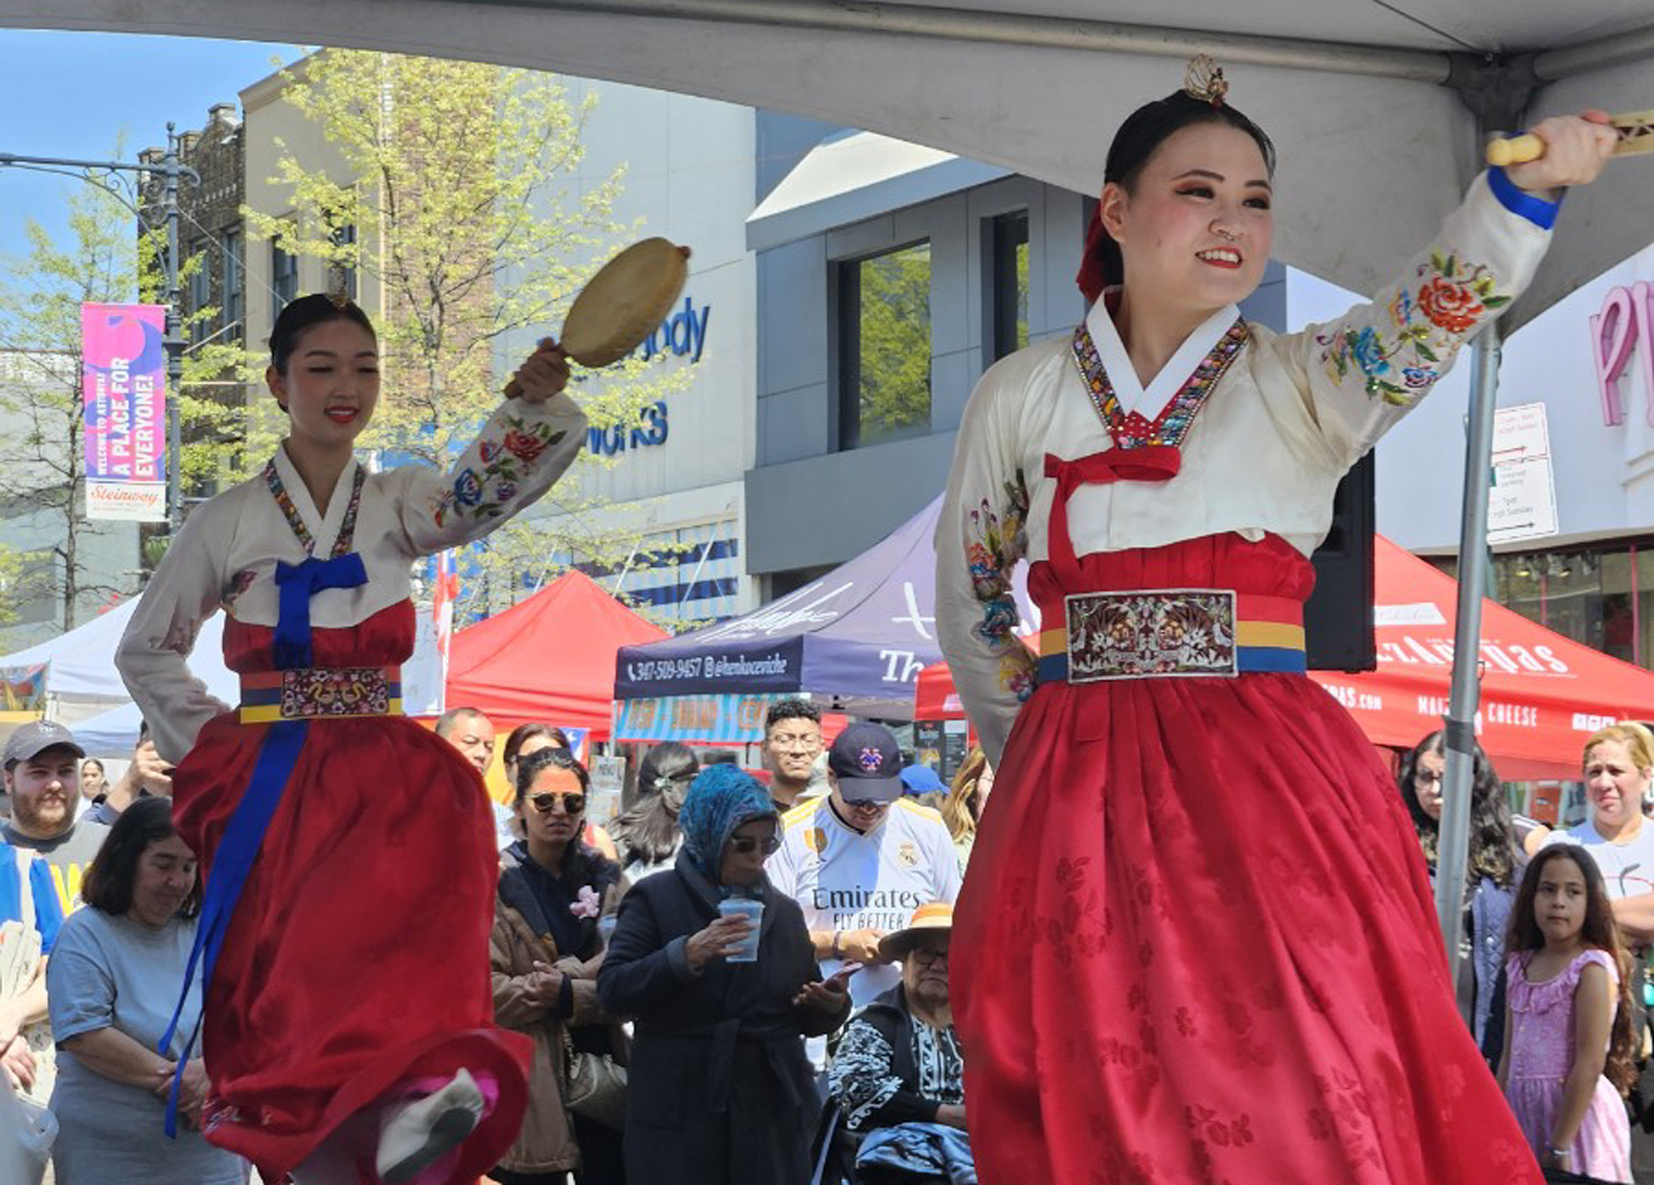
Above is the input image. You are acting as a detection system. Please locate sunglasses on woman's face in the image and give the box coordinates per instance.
[530,792,586,815]
[729,835,781,855]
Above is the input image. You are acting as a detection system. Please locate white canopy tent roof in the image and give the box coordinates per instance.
[0,598,233,708]
[9,0,1654,326]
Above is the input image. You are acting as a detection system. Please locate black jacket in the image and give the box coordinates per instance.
[597,851,847,1185]
[837,984,949,1130]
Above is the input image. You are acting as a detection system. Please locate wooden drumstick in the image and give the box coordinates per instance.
[1486,109,1654,166]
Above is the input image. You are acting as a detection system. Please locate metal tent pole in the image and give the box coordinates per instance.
[1434,322,1502,970]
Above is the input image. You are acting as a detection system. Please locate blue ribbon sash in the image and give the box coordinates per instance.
[159,552,369,1137]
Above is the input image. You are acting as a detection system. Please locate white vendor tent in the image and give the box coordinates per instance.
[0,600,444,756]
[0,599,234,725]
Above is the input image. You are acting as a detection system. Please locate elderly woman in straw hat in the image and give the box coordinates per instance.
[827,902,973,1183]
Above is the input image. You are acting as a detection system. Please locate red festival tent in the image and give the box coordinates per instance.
[915,537,1654,782]
[446,571,667,740]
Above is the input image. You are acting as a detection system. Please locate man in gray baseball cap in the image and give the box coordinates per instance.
[3,720,108,912]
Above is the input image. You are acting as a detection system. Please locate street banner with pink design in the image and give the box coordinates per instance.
[81,302,167,521]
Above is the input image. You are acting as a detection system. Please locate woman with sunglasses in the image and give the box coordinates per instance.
[490,747,625,1185]
[598,765,851,1185]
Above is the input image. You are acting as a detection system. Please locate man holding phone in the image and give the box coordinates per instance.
[768,722,962,1011]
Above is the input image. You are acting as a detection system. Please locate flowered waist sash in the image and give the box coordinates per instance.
[1036,589,1305,682]
[237,665,402,723]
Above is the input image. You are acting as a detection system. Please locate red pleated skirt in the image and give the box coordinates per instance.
[952,533,1541,1184]
[171,600,529,1183]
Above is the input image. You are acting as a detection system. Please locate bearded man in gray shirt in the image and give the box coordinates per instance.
[3,721,110,917]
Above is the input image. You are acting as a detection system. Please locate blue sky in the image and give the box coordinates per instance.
[0,30,296,265]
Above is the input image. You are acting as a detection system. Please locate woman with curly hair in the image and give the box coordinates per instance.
[1499,844,1637,1180]
[1398,730,1519,1058]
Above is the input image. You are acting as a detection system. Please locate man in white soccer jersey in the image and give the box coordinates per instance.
[769,722,962,1009]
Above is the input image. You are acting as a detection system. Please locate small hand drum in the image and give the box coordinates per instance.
[505,237,690,395]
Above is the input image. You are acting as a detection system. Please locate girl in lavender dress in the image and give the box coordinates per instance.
[1499,845,1637,1181]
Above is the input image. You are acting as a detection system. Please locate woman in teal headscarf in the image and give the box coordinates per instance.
[598,765,850,1185]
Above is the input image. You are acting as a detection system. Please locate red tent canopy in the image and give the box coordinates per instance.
[446,571,667,740]
[915,536,1654,781]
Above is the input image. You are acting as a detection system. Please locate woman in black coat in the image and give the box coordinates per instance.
[597,764,851,1185]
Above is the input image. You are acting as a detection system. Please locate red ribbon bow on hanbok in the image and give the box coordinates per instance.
[1043,445,1182,579]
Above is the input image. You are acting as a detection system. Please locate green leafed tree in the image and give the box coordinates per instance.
[0,169,242,633]
[241,49,689,622]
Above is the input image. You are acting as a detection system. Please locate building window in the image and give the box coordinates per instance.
[223,229,244,332]
[837,240,932,450]
[990,211,1030,361]
[570,524,743,625]
[187,259,211,344]
[329,223,358,302]
[272,238,299,321]
[1493,544,1654,668]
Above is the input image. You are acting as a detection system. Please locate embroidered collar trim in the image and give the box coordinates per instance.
[1084,292,1242,419]
[264,459,367,558]
[1070,316,1249,450]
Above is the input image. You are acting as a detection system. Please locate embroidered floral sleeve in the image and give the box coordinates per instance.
[1317,251,1506,407]
[937,353,1038,766]
[401,392,587,555]
[1263,170,1555,468]
[968,478,1035,701]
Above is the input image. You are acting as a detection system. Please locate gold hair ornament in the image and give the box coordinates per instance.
[325,269,353,310]
[1184,55,1228,107]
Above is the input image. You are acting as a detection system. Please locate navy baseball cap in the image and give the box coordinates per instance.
[4,720,84,769]
[827,722,906,804]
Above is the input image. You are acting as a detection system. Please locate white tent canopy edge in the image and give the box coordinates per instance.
[6,1,1653,327]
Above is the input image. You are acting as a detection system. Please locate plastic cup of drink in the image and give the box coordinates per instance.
[597,915,618,947]
[717,898,764,963]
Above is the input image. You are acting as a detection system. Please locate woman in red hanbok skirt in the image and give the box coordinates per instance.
[934,66,1618,1184]
[117,295,587,1184]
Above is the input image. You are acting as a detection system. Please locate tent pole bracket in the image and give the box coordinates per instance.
[1443,52,1544,143]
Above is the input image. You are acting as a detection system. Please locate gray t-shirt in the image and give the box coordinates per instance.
[46,908,247,1185]
[3,818,110,917]
[1542,819,1654,901]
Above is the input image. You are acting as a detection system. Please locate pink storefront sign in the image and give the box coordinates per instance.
[1591,281,1654,427]
[81,302,167,521]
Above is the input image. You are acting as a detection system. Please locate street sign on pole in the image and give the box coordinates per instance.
[1487,402,1559,545]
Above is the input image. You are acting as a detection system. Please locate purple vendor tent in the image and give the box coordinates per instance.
[615,495,1033,718]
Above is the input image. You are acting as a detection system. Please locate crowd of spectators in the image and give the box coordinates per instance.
[41,695,1654,1184]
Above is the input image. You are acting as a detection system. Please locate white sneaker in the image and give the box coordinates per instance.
[374,1068,485,1184]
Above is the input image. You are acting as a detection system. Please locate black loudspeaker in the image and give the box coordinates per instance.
[1305,450,1376,672]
